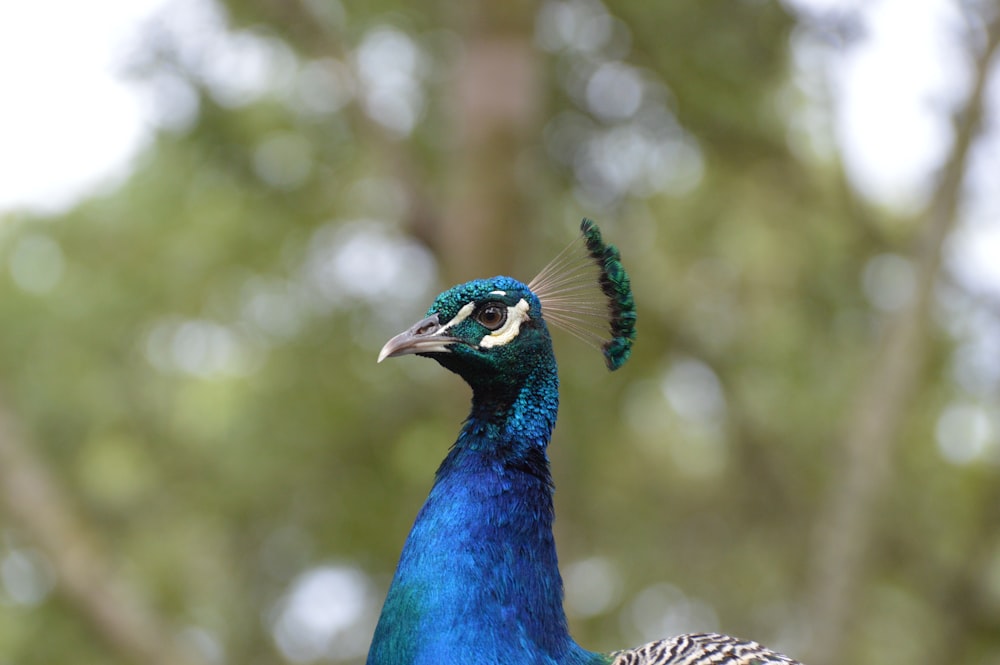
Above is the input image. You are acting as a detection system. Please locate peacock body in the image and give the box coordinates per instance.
[369,220,801,665]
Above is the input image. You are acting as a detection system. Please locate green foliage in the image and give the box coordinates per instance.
[0,1,996,665]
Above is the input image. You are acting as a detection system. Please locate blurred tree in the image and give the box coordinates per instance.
[0,1,998,665]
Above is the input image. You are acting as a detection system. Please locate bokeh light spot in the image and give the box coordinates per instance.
[586,62,643,120]
[862,253,916,312]
[622,583,719,645]
[0,547,54,607]
[271,565,378,663]
[564,556,623,618]
[935,402,997,465]
[355,27,425,136]
[9,234,65,294]
[254,132,313,190]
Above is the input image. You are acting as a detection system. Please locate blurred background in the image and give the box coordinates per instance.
[1,1,999,664]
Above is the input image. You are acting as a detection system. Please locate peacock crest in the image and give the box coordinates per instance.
[528,219,637,370]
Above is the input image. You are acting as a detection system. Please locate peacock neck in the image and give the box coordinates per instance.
[367,355,605,665]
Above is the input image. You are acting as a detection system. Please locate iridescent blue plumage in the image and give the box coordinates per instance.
[370,222,802,665]
[370,277,603,665]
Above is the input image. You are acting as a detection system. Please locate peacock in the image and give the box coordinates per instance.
[369,220,802,665]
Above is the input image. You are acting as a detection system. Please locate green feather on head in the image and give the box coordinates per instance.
[529,219,636,371]
[580,218,636,370]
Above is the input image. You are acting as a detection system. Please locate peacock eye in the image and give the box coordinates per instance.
[475,303,507,331]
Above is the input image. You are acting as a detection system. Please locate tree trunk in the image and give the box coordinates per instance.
[804,19,1000,665]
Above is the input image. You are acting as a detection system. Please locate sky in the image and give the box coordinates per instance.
[0,0,170,213]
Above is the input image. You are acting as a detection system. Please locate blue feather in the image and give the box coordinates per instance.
[369,303,604,664]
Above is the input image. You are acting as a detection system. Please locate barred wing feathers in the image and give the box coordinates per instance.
[610,633,802,665]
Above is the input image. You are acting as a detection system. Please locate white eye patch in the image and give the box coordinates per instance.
[479,299,530,349]
[438,302,476,334]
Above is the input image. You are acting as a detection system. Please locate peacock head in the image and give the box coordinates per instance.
[377,219,636,385]
[377,276,552,386]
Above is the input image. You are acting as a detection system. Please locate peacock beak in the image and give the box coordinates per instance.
[378,314,459,362]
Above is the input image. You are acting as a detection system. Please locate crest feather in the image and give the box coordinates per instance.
[528,219,636,370]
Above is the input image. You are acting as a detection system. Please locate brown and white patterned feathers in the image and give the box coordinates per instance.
[609,632,802,665]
